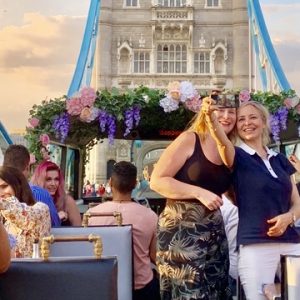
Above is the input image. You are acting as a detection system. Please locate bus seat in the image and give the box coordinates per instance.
[50,226,133,300]
[281,254,300,300]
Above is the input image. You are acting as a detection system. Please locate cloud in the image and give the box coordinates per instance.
[0,12,86,130]
[274,42,300,93]
[260,3,300,94]
[0,13,85,70]
[261,3,300,14]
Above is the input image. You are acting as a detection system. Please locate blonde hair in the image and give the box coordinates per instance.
[234,101,271,146]
[186,107,236,141]
[187,112,206,135]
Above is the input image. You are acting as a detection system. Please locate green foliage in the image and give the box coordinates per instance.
[25,86,299,162]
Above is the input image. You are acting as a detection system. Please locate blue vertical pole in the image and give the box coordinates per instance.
[67,0,101,98]
[248,0,291,91]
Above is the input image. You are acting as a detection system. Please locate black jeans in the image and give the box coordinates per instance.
[133,275,160,300]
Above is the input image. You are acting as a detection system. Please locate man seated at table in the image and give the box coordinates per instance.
[87,161,160,300]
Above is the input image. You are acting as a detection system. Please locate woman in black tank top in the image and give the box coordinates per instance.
[151,98,236,300]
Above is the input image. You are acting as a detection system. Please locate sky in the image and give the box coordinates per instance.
[0,0,299,132]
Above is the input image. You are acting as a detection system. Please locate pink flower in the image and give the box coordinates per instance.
[167,81,181,92]
[167,81,181,101]
[29,154,36,164]
[184,95,202,113]
[79,107,93,122]
[80,87,96,107]
[28,117,40,128]
[239,90,251,103]
[284,96,299,108]
[169,90,181,101]
[66,97,84,115]
[283,98,293,109]
[39,133,50,146]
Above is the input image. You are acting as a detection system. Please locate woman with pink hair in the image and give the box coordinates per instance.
[31,161,81,226]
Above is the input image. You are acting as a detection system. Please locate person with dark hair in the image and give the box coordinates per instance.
[87,161,159,300]
[0,166,51,257]
[0,222,10,273]
[3,144,60,226]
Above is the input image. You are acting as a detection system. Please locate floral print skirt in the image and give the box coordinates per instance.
[157,200,232,300]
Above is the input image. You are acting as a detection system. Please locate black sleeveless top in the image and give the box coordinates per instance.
[174,133,232,197]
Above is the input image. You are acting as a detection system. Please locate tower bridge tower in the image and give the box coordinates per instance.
[93,0,251,92]
[87,0,252,182]
[79,0,291,182]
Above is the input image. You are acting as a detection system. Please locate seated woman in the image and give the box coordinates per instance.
[0,166,51,258]
[31,161,81,226]
[0,222,10,272]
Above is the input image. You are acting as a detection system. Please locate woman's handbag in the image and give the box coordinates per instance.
[0,234,118,300]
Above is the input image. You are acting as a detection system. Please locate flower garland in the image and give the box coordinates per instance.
[159,81,201,113]
[25,83,300,162]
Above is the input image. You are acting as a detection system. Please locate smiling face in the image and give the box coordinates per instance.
[0,178,15,199]
[237,104,265,142]
[214,107,237,134]
[44,170,60,196]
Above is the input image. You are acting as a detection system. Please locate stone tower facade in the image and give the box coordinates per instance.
[93,0,250,91]
[87,0,250,183]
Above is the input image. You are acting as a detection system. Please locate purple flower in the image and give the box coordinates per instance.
[269,114,281,142]
[124,107,134,137]
[107,114,116,145]
[133,106,141,127]
[98,110,116,144]
[276,106,288,130]
[123,106,141,137]
[52,112,70,142]
[98,110,108,132]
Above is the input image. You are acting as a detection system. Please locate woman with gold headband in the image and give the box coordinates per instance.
[150,95,236,300]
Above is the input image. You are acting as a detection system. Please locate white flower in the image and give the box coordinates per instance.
[179,81,197,102]
[142,95,150,103]
[159,97,179,113]
[290,95,300,108]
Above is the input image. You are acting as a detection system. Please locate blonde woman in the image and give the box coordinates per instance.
[150,102,236,299]
[204,100,300,300]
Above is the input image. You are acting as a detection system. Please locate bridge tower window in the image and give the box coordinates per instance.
[158,0,186,7]
[206,0,220,7]
[157,44,187,73]
[194,52,210,74]
[124,0,139,7]
[134,52,150,73]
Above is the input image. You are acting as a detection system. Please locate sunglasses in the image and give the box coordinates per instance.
[211,94,239,108]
